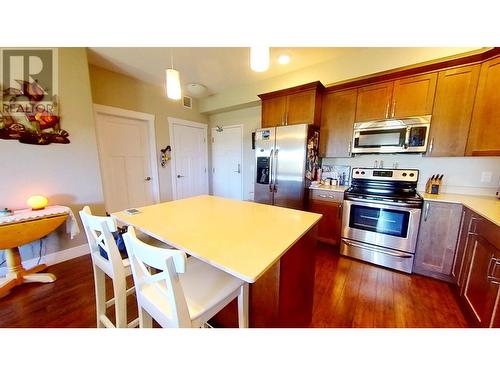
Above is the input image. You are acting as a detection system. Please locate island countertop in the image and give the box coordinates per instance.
[112,195,322,283]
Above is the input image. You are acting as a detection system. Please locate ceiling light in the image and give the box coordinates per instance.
[250,47,270,72]
[166,52,181,100]
[278,54,290,64]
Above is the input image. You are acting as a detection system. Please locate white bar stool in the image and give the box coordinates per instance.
[123,226,249,328]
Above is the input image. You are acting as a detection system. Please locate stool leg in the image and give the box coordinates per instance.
[139,307,153,328]
[113,274,128,328]
[93,266,106,328]
[237,283,249,328]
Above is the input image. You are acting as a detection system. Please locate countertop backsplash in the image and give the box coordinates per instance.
[322,154,500,197]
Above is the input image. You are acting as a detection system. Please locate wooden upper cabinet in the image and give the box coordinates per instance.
[259,82,324,128]
[261,96,286,128]
[465,56,500,156]
[320,88,357,157]
[392,72,437,118]
[427,65,480,157]
[286,90,317,126]
[355,81,393,122]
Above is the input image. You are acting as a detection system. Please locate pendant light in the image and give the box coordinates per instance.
[250,47,270,72]
[166,52,182,100]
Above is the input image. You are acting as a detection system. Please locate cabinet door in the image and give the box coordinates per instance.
[427,65,480,156]
[355,81,393,122]
[261,96,286,127]
[392,72,437,118]
[320,89,357,157]
[462,235,500,327]
[452,208,474,289]
[465,56,500,156]
[308,199,342,246]
[414,201,462,280]
[285,90,317,126]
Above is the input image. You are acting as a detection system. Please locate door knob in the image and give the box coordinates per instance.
[177,175,185,178]
[145,177,152,181]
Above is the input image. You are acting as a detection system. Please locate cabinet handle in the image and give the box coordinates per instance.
[347,141,352,157]
[391,100,396,118]
[423,202,430,221]
[385,102,390,119]
[428,137,434,154]
[487,256,500,284]
[285,112,288,126]
[338,203,342,218]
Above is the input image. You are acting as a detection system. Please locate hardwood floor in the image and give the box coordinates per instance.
[0,244,469,328]
[311,244,468,327]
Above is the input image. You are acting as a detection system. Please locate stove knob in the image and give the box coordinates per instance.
[410,173,415,177]
[355,171,360,174]
[361,171,365,175]
[402,172,407,177]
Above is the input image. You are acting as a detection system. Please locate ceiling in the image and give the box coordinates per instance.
[87,47,358,97]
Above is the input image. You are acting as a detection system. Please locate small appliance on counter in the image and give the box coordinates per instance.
[0,208,13,217]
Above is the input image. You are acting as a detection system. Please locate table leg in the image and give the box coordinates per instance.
[0,247,56,298]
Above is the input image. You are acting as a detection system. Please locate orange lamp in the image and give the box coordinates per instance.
[27,195,48,210]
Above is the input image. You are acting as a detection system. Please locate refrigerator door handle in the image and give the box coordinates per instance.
[273,149,279,192]
[269,149,274,192]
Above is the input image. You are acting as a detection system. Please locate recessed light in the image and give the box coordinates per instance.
[278,54,290,64]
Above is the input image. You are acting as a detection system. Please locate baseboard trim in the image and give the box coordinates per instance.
[0,244,90,277]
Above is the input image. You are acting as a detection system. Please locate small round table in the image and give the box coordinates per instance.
[0,213,68,297]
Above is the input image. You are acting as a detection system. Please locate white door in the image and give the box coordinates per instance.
[94,106,159,213]
[212,125,243,200]
[169,118,209,200]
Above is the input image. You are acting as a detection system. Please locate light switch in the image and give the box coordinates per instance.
[480,171,492,183]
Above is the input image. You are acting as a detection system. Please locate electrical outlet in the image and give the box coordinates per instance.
[480,171,492,183]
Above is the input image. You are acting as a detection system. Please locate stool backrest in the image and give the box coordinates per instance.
[79,206,125,280]
[123,226,190,327]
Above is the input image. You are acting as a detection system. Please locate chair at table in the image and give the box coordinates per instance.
[123,226,249,328]
[79,206,174,328]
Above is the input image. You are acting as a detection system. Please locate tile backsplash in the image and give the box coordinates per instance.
[322,154,500,196]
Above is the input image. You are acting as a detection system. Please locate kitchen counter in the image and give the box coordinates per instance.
[309,184,349,192]
[421,192,500,227]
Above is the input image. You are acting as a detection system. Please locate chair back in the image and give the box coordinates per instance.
[123,226,191,327]
[79,206,125,280]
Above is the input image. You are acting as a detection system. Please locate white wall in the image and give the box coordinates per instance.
[323,154,500,196]
[208,105,261,200]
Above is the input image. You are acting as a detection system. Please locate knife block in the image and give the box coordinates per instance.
[425,177,441,194]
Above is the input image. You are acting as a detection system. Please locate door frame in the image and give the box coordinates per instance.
[210,124,244,200]
[93,104,160,209]
[168,117,209,200]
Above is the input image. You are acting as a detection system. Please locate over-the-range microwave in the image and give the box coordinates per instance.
[352,115,431,154]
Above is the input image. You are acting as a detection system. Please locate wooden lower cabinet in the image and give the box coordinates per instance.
[461,218,500,327]
[451,207,476,288]
[308,190,343,246]
[414,201,462,281]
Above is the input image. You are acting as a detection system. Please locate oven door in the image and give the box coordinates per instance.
[341,199,422,253]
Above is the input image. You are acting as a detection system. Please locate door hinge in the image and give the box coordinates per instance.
[205,167,207,173]
[211,137,214,143]
[212,167,215,173]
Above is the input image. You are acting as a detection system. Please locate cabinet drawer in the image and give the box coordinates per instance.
[310,189,344,203]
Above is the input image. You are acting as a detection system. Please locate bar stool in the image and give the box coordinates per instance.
[123,226,249,328]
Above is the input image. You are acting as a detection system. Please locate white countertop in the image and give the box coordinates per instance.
[421,192,500,227]
[112,195,322,283]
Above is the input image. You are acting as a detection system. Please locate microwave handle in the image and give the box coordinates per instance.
[404,127,410,149]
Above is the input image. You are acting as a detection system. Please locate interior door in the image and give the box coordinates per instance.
[171,122,208,200]
[273,124,307,209]
[94,111,157,213]
[212,125,243,200]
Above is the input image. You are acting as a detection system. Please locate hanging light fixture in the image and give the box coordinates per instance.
[166,51,182,100]
[250,47,270,72]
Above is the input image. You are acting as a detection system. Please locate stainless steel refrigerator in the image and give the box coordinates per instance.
[254,124,319,210]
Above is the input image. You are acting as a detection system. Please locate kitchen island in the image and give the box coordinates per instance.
[112,195,321,327]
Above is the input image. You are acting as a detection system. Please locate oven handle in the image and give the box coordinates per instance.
[341,239,413,259]
[345,196,422,209]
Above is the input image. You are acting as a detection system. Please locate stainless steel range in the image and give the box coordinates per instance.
[340,168,423,273]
